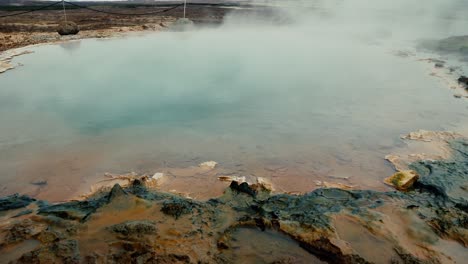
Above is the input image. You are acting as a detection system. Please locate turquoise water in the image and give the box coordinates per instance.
[0,22,467,199]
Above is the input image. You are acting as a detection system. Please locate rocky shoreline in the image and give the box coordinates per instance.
[0,137,466,263]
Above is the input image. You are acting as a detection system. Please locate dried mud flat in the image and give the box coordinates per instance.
[0,134,467,263]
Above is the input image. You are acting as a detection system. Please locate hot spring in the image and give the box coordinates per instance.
[0,4,467,200]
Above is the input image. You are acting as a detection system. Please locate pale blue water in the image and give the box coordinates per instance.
[0,20,467,199]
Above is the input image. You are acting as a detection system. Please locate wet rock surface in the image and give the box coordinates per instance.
[109,220,157,239]
[0,139,467,263]
[0,194,35,211]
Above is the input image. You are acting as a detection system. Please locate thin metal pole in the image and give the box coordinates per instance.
[62,0,67,22]
[183,0,186,18]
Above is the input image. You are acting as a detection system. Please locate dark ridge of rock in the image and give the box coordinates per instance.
[1,138,467,263]
[458,76,468,88]
[57,21,80,36]
[229,181,257,197]
[298,237,371,264]
[107,183,128,203]
[38,195,108,222]
[392,247,440,264]
[0,194,35,211]
[109,220,157,238]
[262,188,394,229]
[12,209,33,218]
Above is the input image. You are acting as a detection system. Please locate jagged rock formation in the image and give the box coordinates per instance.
[0,139,467,263]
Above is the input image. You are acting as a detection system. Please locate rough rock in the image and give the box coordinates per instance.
[107,183,128,203]
[37,229,61,244]
[109,220,157,239]
[17,239,80,264]
[229,181,258,197]
[57,21,80,36]
[384,170,419,191]
[458,76,468,88]
[12,209,34,218]
[3,219,40,244]
[0,194,35,211]
[1,138,467,263]
[410,140,468,205]
[161,198,194,219]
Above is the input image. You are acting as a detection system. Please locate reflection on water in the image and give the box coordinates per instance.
[0,18,467,200]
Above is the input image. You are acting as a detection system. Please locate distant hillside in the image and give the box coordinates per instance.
[0,0,41,6]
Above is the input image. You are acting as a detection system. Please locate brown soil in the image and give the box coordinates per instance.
[0,5,229,52]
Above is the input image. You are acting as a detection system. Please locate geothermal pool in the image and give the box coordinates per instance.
[0,21,467,200]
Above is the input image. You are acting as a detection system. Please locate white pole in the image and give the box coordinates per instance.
[183,0,186,18]
[62,0,67,22]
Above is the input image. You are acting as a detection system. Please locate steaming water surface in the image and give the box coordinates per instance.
[0,21,467,199]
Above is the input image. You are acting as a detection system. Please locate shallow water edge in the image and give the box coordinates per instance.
[0,137,467,263]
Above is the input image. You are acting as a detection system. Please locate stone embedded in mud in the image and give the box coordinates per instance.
[57,21,80,36]
[384,170,419,191]
[0,194,35,211]
[30,180,47,186]
[161,198,193,219]
[37,229,61,244]
[229,181,257,197]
